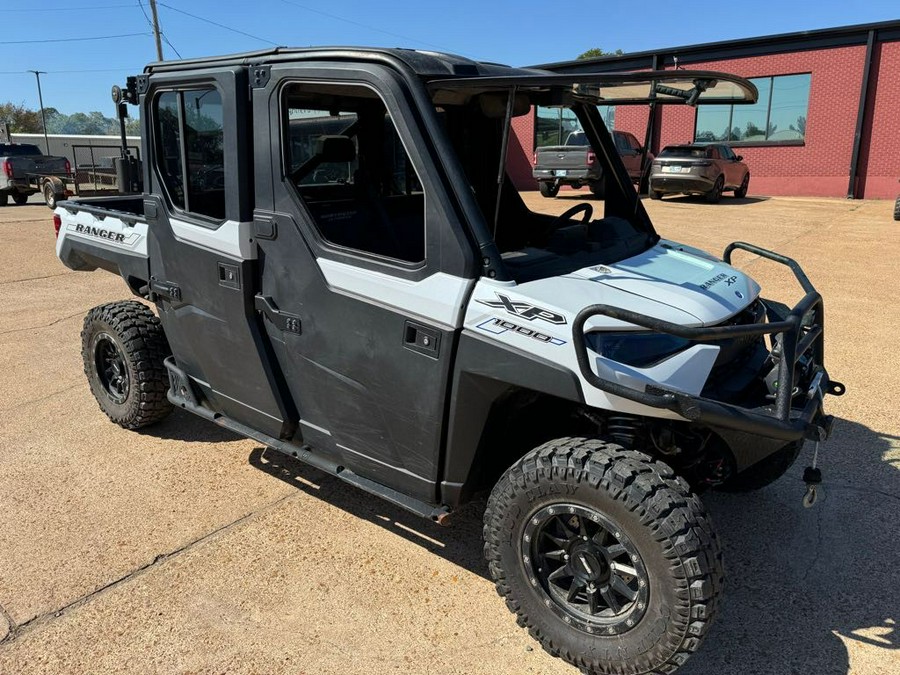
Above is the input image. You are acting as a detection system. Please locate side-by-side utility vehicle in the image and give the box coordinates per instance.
[54,48,844,675]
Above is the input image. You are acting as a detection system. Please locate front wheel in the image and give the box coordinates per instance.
[539,182,560,198]
[11,192,28,206]
[484,438,723,675]
[82,300,173,429]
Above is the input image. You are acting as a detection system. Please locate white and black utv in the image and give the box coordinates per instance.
[54,48,844,675]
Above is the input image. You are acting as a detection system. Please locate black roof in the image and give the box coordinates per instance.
[144,46,536,79]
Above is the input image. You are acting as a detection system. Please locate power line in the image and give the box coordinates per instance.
[1,32,148,45]
[0,4,134,11]
[157,2,279,46]
[276,0,450,52]
[0,68,144,75]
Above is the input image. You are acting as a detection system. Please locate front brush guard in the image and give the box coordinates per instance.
[572,241,844,442]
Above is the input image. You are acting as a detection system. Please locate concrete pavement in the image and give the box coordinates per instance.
[0,194,897,674]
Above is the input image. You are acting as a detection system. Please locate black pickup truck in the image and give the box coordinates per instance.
[0,142,70,206]
[533,129,651,197]
[52,48,842,675]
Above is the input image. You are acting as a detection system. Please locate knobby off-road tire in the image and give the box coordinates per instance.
[81,300,173,429]
[484,438,724,675]
[717,440,803,492]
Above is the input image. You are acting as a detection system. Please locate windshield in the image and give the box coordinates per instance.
[432,89,656,283]
[0,143,43,157]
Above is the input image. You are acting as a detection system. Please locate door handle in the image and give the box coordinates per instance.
[403,321,440,357]
[255,295,301,335]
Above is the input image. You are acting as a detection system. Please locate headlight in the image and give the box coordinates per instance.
[585,332,691,368]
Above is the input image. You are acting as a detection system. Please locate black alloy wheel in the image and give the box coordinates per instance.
[92,333,131,404]
[524,503,648,635]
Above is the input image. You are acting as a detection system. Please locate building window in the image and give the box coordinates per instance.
[153,88,225,219]
[695,73,810,144]
[282,82,425,264]
[535,105,615,147]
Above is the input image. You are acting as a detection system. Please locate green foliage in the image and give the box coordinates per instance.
[0,102,44,133]
[577,47,624,60]
[0,101,141,136]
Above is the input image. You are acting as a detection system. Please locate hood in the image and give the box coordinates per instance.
[485,242,759,332]
[566,242,760,325]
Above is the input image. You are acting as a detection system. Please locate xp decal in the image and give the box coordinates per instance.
[477,293,566,325]
[476,317,566,345]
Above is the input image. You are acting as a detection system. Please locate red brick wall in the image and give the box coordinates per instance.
[509,41,897,198]
[857,40,900,199]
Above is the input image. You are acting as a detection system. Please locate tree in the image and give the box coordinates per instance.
[0,102,44,133]
[789,115,806,137]
[577,47,624,60]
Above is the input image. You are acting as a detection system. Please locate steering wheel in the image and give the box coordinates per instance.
[543,202,593,239]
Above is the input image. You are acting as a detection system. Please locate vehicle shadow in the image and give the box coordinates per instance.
[136,407,242,443]
[246,416,899,674]
[682,416,899,674]
[654,194,771,205]
[247,446,490,580]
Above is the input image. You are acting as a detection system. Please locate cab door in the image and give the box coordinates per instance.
[249,65,476,502]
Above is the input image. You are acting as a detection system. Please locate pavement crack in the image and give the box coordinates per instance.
[0,271,71,286]
[0,602,16,646]
[0,383,81,412]
[0,492,297,648]
[0,310,84,336]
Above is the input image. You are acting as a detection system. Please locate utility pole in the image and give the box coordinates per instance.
[28,70,50,154]
[148,0,164,61]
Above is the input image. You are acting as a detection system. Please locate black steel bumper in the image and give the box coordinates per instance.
[572,242,845,442]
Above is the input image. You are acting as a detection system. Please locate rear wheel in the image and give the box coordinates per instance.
[649,189,663,200]
[734,173,750,199]
[705,176,724,203]
[484,438,723,675]
[81,300,173,429]
[43,182,61,209]
[539,182,560,198]
[11,192,27,206]
[589,178,606,198]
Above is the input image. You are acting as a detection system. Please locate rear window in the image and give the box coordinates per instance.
[564,132,589,146]
[0,144,43,156]
[659,146,707,158]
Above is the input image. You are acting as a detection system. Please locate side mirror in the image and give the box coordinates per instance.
[736,155,743,162]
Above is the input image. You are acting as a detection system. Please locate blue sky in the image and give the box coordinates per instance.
[1,0,897,117]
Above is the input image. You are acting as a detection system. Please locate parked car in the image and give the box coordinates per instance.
[649,143,749,203]
[0,142,70,206]
[533,129,652,197]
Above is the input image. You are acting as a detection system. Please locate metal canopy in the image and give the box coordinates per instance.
[428,69,758,106]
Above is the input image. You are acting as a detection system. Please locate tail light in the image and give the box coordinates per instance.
[586,151,596,165]
[532,152,537,165]
[64,159,71,175]
[2,160,12,178]
[53,214,62,238]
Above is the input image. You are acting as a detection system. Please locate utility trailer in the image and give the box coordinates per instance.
[53,48,844,675]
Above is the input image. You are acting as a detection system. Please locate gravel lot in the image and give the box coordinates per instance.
[0,193,898,674]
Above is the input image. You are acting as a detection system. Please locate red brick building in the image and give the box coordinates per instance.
[511,20,900,199]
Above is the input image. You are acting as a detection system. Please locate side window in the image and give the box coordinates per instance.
[153,87,225,220]
[707,147,720,160]
[282,82,424,264]
[614,132,630,152]
[627,134,641,151]
[721,146,735,160]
